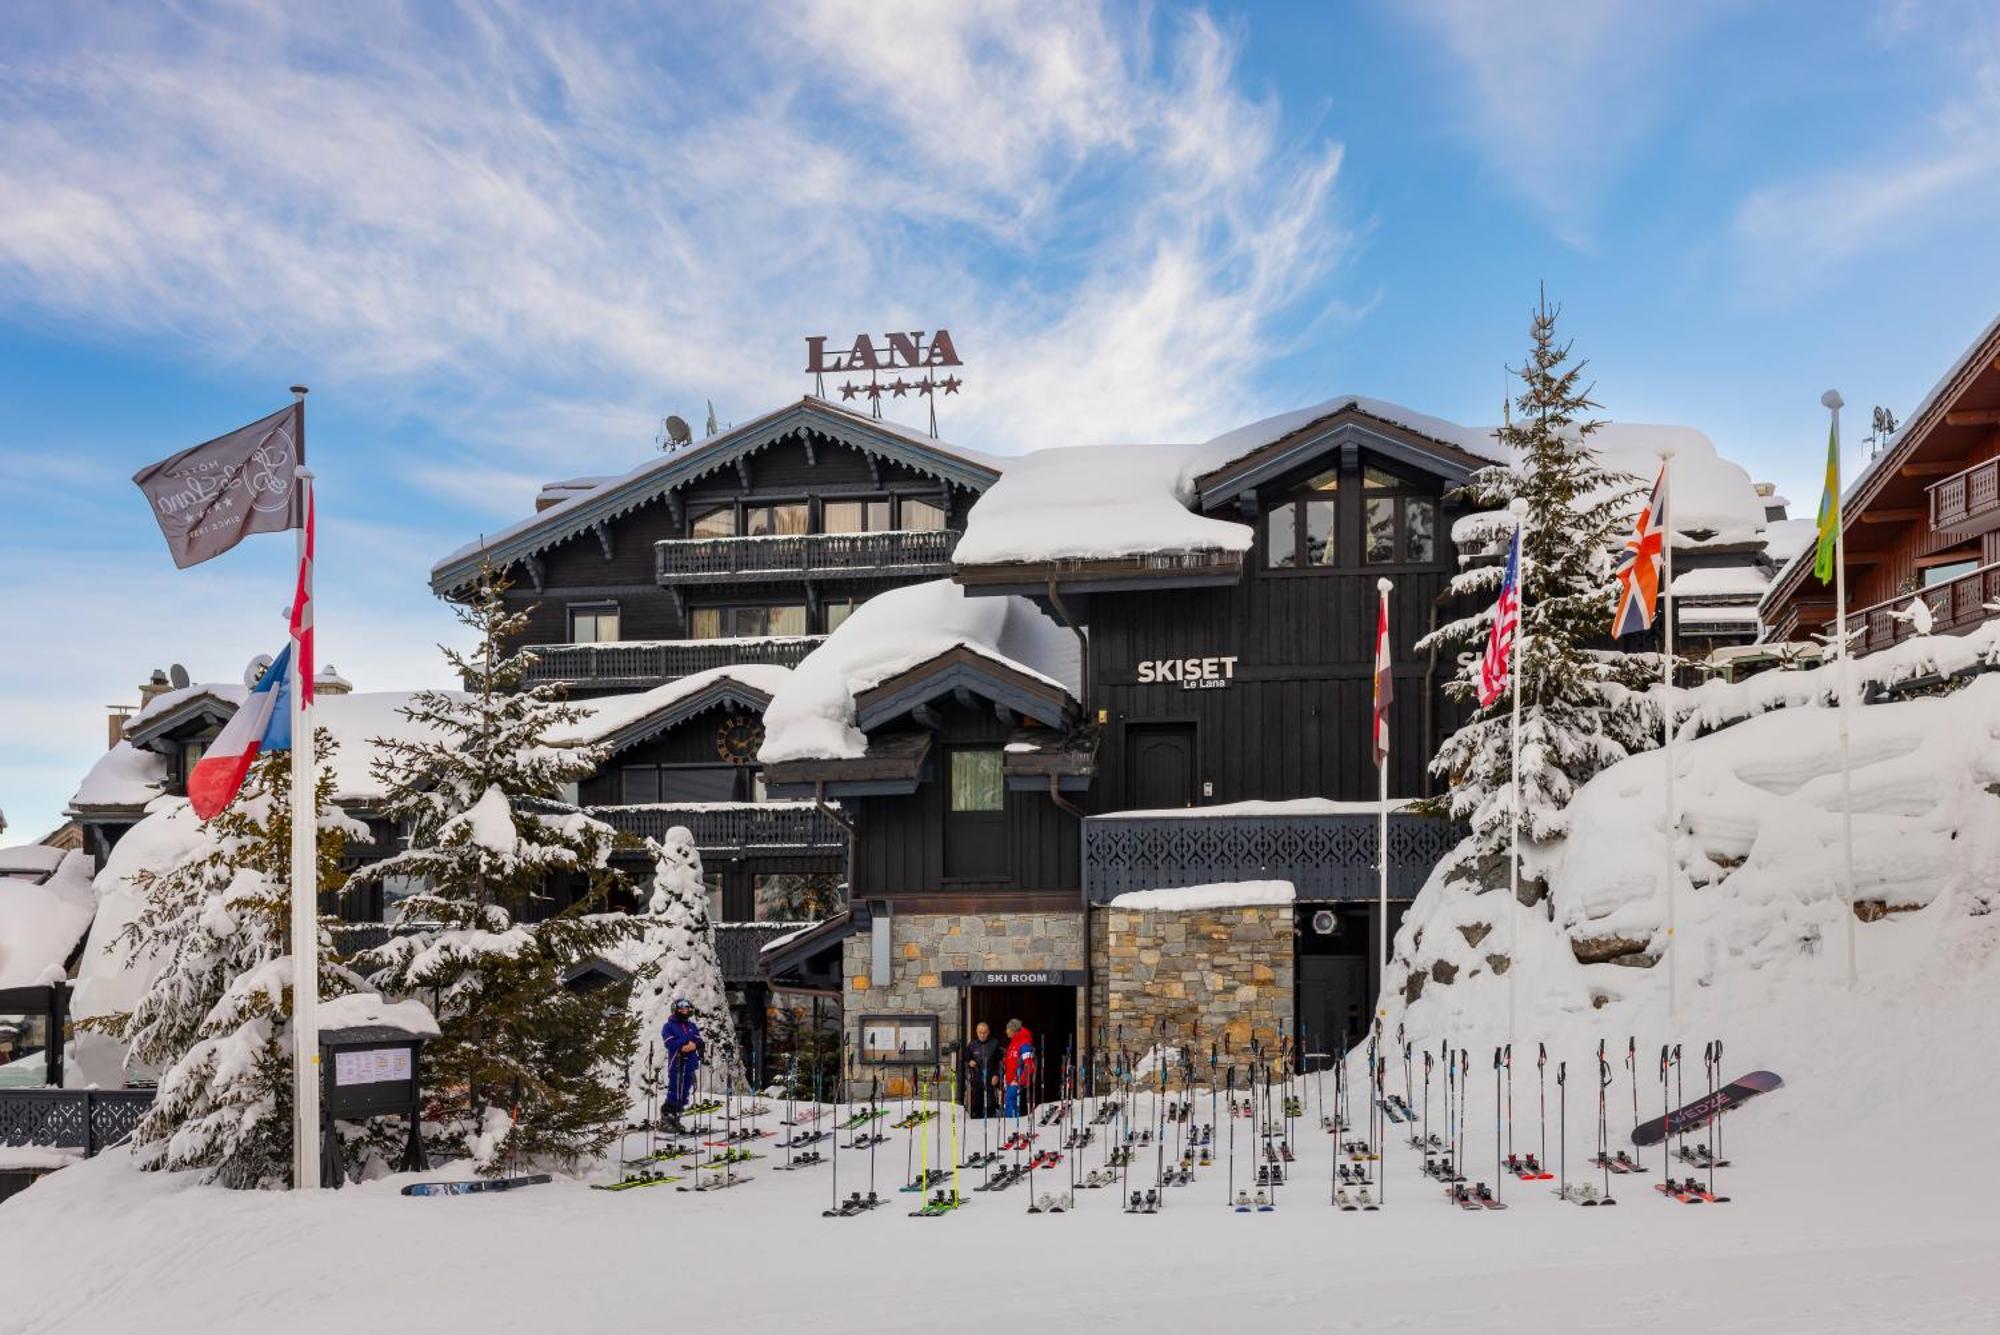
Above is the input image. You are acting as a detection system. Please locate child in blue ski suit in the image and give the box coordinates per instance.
[661,999,705,1132]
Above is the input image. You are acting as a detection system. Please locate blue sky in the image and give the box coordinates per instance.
[4,0,2000,840]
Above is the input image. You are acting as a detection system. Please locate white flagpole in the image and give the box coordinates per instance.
[1824,390,1858,989]
[1659,449,1678,1026]
[1377,577,1393,1020]
[290,393,321,1191]
[1506,498,1528,1046]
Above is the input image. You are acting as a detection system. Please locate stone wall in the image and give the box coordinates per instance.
[1092,904,1293,1053]
[843,911,1084,1092]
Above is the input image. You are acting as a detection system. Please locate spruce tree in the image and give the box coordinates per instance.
[112,734,361,1188]
[619,826,742,1114]
[1418,292,1657,885]
[350,563,638,1170]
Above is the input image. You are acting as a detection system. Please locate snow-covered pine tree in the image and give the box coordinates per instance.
[620,825,742,1115]
[112,733,362,1188]
[1417,292,1657,884]
[349,562,639,1170]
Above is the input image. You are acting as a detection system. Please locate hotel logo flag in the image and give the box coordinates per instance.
[1613,465,1668,637]
[132,403,305,568]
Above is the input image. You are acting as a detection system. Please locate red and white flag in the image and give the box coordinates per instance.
[1478,526,1524,709]
[289,489,315,706]
[1372,588,1394,768]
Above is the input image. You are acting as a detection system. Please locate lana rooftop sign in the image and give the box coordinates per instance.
[806,329,964,437]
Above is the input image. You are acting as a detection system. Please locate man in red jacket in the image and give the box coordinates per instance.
[1002,1018,1037,1118]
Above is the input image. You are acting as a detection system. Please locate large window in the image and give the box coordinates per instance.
[691,604,808,639]
[745,502,808,537]
[1363,468,1436,565]
[1265,469,1339,569]
[823,498,892,533]
[621,764,739,804]
[824,596,868,632]
[690,506,736,539]
[901,497,948,531]
[568,603,621,643]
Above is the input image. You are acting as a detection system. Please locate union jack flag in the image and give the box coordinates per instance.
[1478,526,1523,709]
[1612,465,1668,638]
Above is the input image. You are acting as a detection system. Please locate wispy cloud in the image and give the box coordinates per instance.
[1390,0,1724,247]
[0,0,1351,484]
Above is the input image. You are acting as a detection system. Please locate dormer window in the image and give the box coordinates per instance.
[1265,469,1339,569]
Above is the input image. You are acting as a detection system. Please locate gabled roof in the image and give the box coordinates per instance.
[125,689,242,752]
[1194,399,1499,511]
[853,644,1074,734]
[430,398,1005,593]
[554,665,790,756]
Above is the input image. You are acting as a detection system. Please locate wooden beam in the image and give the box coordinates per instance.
[1858,508,1924,523]
[1900,460,1962,478]
[1945,408,2000,427]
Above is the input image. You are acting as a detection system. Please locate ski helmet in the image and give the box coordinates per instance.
[672,997,694,1011]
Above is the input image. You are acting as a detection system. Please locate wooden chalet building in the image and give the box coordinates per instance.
[760,398,1505,1087]
[1764,316,2000,656]
[425,397,1003,1071]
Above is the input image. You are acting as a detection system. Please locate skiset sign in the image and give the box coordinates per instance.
[1135,655,1239,690]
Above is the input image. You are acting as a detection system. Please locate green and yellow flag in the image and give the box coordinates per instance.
[1814,416,1840,584]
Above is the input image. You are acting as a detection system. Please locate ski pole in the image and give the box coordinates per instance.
[1504,1042,1514,1161]
[1627,1035,1640,1162]
[1226,1064,1236,1208]
[1493,1046,1504,1204]
[1660,1044,1670,1197]
[1598,1053,1615,1204]
[1556,1059,1567,1200]
[1537,1042,1548,1177]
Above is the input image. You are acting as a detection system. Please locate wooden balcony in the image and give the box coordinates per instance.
[654,529,960,584]
[1928,457,2000,538]
[590,801,847,855]
[1082,808,1460,904]
[518,636,823,689]
[1854,561,2000,655]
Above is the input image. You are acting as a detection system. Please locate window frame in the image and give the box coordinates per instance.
[689,602,809,640]
[567,601,622,644]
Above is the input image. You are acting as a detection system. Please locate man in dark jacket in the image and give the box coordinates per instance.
[1002,1019,1036,1119]
[963,1021,1003,1118]
[660,999,705,1132]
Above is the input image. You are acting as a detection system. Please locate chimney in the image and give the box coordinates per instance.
[315,663,354,696]
[107,706,134,750]
[137,668,173,705]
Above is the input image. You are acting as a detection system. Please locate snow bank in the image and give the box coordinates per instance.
[1385,671,2000,1046]
[553,664,793,744]
[953,443,1251,565]
[0,851,97,989]
[1096,796,1417,819]
[1107,880,1295,911]
[759,580,1080,762]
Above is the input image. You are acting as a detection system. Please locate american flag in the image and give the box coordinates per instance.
[1478,526,1523,709]
[1612,464,1667,638]
[1372,587,1393,768]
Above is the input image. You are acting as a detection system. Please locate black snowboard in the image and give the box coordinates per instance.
[402,1173,553,1197]
[1630,1071,1782,1147]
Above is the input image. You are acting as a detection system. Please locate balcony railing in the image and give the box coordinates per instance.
[654,529,960,584]
[591,802,848,854]
[1854,561,2000,655]
[1928,457,2000,538]
[1082,810,1461,904]
[519,636,824,689]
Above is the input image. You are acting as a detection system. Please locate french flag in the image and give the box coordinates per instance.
[188,644,293,821]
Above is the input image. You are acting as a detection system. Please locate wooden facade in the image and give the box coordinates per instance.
[1765,319,2000,649]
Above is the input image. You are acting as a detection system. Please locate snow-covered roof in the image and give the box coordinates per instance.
[1095,796,1419,820]
[953,442,1251,566]
[1671,566,1771,599]
[759,580,1080,763]
[1761,516,1817,565]
[1190,396,1508,476]
[552,665,793,748]
[1587,424,1771,545]
[82,690,458,810]
[70,742,169,811]
[430,398,1005,592]
[0,844,68,880]
[317,991,441,1038]
[1106,880,1296,911]
[0,850,96,989]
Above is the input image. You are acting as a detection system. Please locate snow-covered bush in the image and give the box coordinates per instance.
[617,826,741,1115]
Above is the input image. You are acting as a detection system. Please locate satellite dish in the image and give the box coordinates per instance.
[244,653,274,690]
[663,415,693,449]
[168,663,191,690]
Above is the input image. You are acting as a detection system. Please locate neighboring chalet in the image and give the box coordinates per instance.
[428,397,1003,696]
[1764,316,2000,655]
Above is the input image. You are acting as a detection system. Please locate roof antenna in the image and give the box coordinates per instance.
[657,415,693,453]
